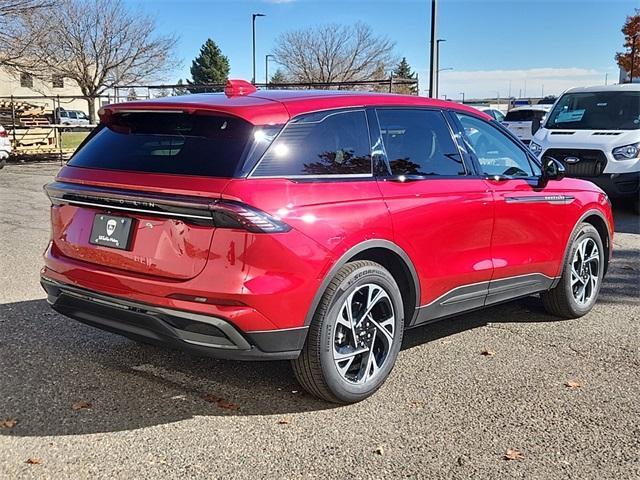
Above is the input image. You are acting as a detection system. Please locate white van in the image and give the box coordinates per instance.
[530,84,639,211]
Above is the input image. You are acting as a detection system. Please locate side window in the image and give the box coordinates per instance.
[455,113,536,177]
[68,112,77,119]
[376,109,465,176]
[252,110,371,177]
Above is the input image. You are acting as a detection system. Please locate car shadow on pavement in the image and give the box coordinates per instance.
[1,243,637,437]
[613,202,639,235]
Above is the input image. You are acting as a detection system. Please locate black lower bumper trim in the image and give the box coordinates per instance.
[41,277,305,361]
[587,172,640,199]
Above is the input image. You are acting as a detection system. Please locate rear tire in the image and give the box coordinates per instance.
[541,223,604,319]
[292,260,404,404]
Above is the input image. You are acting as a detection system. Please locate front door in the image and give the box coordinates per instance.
[454,112,570,305]
[373,108,495,324]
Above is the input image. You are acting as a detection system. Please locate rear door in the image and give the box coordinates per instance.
[47,111,266,280]
[373,108,494,324]
[453,112,570,304]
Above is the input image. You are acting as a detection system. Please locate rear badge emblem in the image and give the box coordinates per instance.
[106,219,117,236]
[565,156,580,164]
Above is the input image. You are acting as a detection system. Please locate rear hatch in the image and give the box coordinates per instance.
[503,109,546,142]
[46,109,278,280]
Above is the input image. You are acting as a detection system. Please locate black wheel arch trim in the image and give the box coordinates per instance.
[554,208,612,287]
[304,239,421,327]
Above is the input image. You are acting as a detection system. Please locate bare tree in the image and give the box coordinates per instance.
[18,0,178,122]
[273,22,395,84]
[0,0,50,68]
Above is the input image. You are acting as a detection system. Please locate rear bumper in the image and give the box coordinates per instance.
[588,172,640,199]
[41,277,306,361]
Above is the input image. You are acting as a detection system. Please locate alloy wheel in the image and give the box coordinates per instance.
[571,237,600,306]
[332,283,395,384]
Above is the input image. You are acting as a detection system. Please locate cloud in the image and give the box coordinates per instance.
[421,67,617,100]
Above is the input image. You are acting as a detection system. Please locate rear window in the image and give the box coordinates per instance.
[504,110,540,122]
[69,112,261,177]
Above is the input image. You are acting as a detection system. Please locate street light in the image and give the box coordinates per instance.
[438,67,453,73]
[252,13,266,84]
[428,0,438,98]
[265,54,276,85]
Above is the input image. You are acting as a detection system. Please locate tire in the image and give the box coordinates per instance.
[292,260,404,404]
[541,223,604,319]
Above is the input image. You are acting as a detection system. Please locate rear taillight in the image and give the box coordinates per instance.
[0,130,8,138]
[45,181,291,234]
[210,201,291,233]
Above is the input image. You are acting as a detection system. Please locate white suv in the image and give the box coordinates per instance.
[530,84,639,211]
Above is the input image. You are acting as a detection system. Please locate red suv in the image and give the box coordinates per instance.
[42,80,613,403]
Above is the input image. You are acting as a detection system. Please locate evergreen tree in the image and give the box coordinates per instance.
[172,79,189,96]
[189,39,230,92]
[268,69,288,86]
[392,57,417,94]
[155,87,170,98]
[126,88,138,101]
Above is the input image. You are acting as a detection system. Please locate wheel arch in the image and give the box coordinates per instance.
[557,209,612,284]
[304,240,420,328]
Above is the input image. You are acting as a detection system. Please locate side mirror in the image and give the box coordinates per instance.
[538,156,565,187]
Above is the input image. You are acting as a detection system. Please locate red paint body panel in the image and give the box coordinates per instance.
[376,179,495,306]
[42,89,614,347]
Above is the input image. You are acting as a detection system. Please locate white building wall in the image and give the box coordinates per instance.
[0,68,94,114]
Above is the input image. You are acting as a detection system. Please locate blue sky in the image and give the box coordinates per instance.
[130,0,637,99]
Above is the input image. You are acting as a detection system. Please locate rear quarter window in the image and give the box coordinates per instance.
[69,112,256,177]
[251,110,372,177]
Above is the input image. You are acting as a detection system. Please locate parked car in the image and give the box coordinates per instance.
[530,84,640,212]
[472,105,505,121]
[41,80,614,403]
[55,108,90,126]
[0,124,12,168]
[501,105,553,144]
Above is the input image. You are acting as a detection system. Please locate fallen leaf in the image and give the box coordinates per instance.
[217,400,239,411]
[504,448,524,461]
[481,349,496,357]
[374,446,384,456]
[71,400,92,411]
[1,417,18,429]
[202,394,239,411]
[409,400,424,406]
[201,393,222,403]
[25,458,41,465]
[565,380,583,390]
[277,419,290,425]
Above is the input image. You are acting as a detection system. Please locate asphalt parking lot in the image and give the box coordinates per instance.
[0,162,638,479]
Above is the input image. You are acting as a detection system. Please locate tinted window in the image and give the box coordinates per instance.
[456,113,536,177]
[504,110,536,122]
[546,91,640,130]
[69,112,257,177]
[68,112,77,119]
[252,110,371,177]
[377,109,465,176]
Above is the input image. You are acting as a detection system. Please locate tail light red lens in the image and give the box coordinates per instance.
[210,200,291,233]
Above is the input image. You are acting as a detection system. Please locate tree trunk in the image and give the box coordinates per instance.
[86,97,97,124]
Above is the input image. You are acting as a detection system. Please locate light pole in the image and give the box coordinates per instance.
[438,67,453,73]
[459,92,465,103]
[252,13,266,84]
[428,0,438,98]
[631,33,639,83]
[265,54,275,85]
[434,38,446,99]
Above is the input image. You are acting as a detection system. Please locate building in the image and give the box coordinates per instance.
[0,67,92,114]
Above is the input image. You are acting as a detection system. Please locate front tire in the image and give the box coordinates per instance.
[541,223,604,318]
[292,260,404,404]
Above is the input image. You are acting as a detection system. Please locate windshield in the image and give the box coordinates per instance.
[69,112,280,177]
[545,91,640,130]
